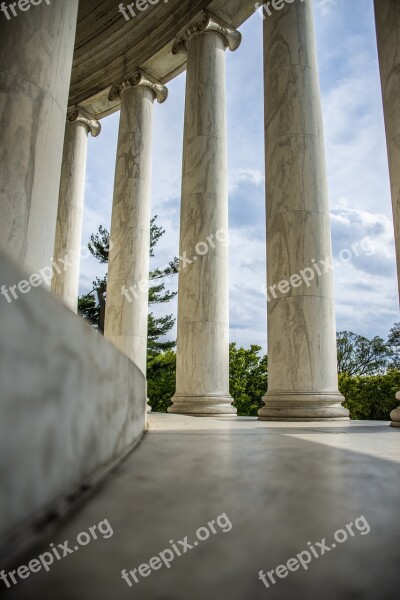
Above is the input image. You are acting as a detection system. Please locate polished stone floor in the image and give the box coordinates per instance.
[3,415,400,600]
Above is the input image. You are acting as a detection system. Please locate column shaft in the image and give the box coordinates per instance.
[105,72,167,376]
[169,12,241,416]
[258,0,348,420]
[374,0,400,427]
[0,0,79,277]
[52,110,100,313]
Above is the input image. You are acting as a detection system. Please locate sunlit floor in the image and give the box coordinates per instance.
[4,415,400,600]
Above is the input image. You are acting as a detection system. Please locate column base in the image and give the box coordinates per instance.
[390,393,400,427]
[168,395,237,417]
[258,392,350,421]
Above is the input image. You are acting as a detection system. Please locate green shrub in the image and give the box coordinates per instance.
[146,344,268,415]
[229,343,268,416]
[146,345,400,421]
[340,370,400,420]
[147,351,176,412]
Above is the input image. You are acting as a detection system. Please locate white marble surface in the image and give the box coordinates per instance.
[52,110,100,313]
[105,83,156,375]
[6,415,400,600]
[267,211,334,300]
[169,26,237,417]
[259,0,348,420]
[375,0,400,427]
[175,321,230,397]
[0,251,146,546]
[0,0,79,277]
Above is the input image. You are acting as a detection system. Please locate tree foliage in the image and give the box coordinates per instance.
[147,351,176,412]
[229,343,268,416]
[340,370,400,420]
[78,216,178,352]
[88,225,111,263]
[336,331,391,376]
[147,327,400,420]
[147,313,176,355]
[147,343,268,416]
[387,322,400,370]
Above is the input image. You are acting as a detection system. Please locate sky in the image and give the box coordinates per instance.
[80,0,399,353]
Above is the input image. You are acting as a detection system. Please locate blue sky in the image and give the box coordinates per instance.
[81,0,398,352]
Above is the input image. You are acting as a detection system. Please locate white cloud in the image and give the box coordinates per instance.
[314,0,337,17]
[229,168,265,191]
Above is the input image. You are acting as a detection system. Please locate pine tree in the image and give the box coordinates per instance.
[78,217,178,355]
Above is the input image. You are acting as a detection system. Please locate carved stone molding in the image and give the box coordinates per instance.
[172,10,242,55]
[67,107,101,137]
[108,69,168,104]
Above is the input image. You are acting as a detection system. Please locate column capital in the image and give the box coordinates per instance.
[172,10,242,55]
[108,69,168,104]
[67,107,101,138]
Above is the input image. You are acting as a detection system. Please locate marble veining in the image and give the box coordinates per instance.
[105,77,166,376]
[52,108,100,312]
[169,13,241,417]
[0,1,79,276]
[375,0,400,426]
[259,0,348,421]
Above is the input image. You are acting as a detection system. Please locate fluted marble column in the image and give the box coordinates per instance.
[375,0,400,428]
[168,12,241,416]
[52,108,101,313]
[105,70,167,376]
[258,0,349,420]
[0,0,79,277]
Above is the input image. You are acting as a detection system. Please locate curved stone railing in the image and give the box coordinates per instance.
[0,251,147,566]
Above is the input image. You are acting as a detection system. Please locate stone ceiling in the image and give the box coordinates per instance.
[71,0,256,118]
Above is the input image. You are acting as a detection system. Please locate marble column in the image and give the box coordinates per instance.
[104,70,167,376]
[374,0,400,428]
[168,12,241,416]
[52,108,101,313]
[0,0,79,277]
[258,0,349,420]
